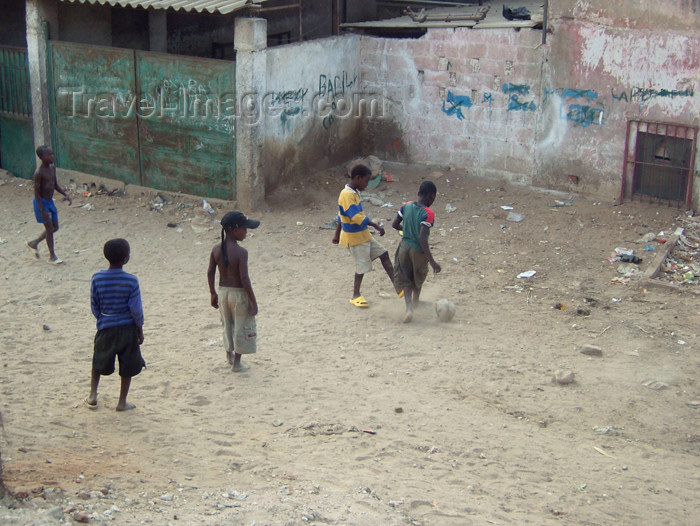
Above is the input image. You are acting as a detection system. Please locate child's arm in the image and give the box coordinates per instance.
[392,214,402,231]
[367,220,385,236]
[90,278,100,320]
[33,171,49,222]
[53,168,72,205]
[238,250,258,316]
[332,218,341,244]
[419,225,441,273]
[128,283,145,343]
[207,250,219,309]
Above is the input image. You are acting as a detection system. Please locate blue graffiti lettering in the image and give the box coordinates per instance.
[560,88,598,99]
[441,90,472,120]
[502,83,530,95]
[566,104,604,128]
[507,94,536,112]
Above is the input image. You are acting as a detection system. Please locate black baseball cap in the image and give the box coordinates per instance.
[221,211,260,230]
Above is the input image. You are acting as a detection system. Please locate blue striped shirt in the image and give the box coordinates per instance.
[91,269,144,330]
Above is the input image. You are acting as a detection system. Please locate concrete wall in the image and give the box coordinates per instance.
[358,2,699,206]
[540,15,698,198]
[360,27,545,185]
[260,35,363,193]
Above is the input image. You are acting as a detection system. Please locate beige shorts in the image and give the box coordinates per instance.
[219,287,256,355]
[348,237,388,275]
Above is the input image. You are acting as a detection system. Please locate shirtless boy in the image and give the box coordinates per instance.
[207,211,260,372]
[26,146,72,264]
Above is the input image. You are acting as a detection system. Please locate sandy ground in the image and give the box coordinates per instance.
[0,162,699,525]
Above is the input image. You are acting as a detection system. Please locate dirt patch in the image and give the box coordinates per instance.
[0,165,698,524]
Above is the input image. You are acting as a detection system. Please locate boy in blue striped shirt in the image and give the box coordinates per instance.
[85,238,145,411]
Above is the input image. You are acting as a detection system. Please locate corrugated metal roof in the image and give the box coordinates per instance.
[58,0,265,15]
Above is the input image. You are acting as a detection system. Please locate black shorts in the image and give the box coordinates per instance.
[93,325,146,377]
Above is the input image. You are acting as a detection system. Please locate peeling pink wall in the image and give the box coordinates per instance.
[358,4,699,205]
[360,28,544,185]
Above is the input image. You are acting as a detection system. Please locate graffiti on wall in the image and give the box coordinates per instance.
[543,88,605,128]
[441,90,472,120]
[319,70,358,130]
[267,88,309,131]
[611,86,694,104]
[502,83,537,112]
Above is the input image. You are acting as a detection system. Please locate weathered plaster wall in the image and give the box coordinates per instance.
[539,17,699,198]
[360,28,545,185]
[357,3,699,206]
[551,0,700,32]
[260,36,363,193]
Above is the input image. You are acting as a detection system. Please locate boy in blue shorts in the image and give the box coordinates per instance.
[392,181,442,323]
[26,146,72,264]
[332,164,400,307]
[85,238,146,411]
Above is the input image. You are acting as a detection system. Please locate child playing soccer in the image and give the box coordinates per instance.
[86,238,145,411]
[332,164,400,307]
[392,181,442,323]
[207,211,259,372]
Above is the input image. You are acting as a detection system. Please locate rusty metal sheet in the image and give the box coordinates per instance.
[136,51,235,199]
[50,41,140,185]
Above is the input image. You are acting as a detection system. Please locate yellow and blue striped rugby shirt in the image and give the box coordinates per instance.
[337,184,372,247]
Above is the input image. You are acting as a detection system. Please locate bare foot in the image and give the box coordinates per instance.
[232,363,249,373]
[403,310,414,323]
[116,402,136,411]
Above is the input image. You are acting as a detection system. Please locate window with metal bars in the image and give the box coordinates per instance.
[622,120,697,210]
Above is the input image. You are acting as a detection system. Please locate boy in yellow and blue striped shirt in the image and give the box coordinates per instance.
[332,164,401,307]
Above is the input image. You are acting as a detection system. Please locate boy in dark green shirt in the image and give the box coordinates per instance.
[392,181,441,323]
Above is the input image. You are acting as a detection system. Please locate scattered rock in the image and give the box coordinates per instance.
[580,344,603,357]
[554,369,575,385]
[394,406,403,413]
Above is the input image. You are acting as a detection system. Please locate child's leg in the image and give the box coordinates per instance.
[28,229,47,249]
[86,370,100,406]
[44,222,57,260]
[403,286,414,323]
[116,376,135,411]
[353,273,364,298]
[378,252,395,284]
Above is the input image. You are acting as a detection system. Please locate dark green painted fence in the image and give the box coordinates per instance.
[0,46,35,179]
[49,42,236,199]
[50,42,140,184]
[136,52,236,198]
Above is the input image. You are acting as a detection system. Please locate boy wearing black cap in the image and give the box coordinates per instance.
[207,211,260,372]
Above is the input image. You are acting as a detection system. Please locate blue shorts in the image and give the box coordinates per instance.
[33,197,58,224]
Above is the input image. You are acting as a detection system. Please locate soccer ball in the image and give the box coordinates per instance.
[435,299,456,322]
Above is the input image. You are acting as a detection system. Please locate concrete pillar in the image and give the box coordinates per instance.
[26,0,58,164]
[234,17,267,211]
[148,10,167,53]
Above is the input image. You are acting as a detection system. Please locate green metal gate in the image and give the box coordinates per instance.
[136,52,236,198]
[49,42,236,199]
[0,46,35,179]
[50,42,140,184]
